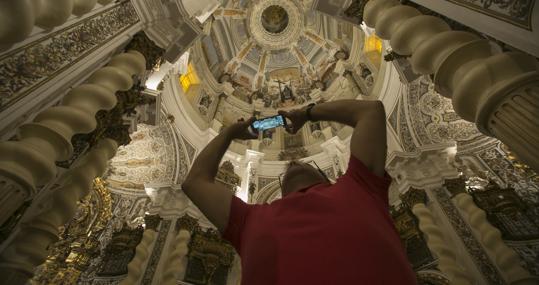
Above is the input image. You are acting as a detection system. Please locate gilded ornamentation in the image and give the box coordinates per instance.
[31,178,113,284]
[501,144,539,185]
[475,142,539,205]
[0,2,139,112]
[469,185,539,241]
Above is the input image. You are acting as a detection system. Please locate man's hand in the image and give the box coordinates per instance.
[223,117,258,140]
[278,108,308,134]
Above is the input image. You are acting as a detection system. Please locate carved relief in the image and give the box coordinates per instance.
[410,78,479,145]
[184,229,235,285]
[215,161,242,194]
[106,124,177,189]
[96,225,144,277]
[445,0,535,30]
[0,2,139,111]
[390,205,435,270]
[401,188,427,208]
[32,179,113,284]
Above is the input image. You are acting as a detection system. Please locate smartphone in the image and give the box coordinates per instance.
[250,115,287,134]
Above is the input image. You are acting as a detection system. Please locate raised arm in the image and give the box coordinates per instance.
[181,119,256,233]
[279,100,386,177]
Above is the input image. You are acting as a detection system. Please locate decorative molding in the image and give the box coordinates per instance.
[432,187,505,285]
[444,0,536,30]
[0,2,140,112]
[141,219,171,284]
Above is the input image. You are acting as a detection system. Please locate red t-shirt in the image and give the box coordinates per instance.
[223,156,417,285]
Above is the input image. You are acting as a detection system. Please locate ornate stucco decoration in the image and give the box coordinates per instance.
[215,161,242,194]
[247,0,304,51]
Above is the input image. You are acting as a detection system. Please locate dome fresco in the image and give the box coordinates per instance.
[200,0,357,110]
[261,5,289,34]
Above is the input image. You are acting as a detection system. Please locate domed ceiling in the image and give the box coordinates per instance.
[205,0,354,109]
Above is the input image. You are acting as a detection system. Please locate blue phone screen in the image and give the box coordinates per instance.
[252,115,285,131]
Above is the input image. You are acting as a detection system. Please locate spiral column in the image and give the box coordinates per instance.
[364,0,539,173]
[0,0,115,45]
[161,229,191,285]
[401,188,472,285]
[0,138,118,285]
[121,229,159,285]
[0,50,145,225]
[445,178,537,285]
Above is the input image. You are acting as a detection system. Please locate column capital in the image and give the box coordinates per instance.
[444,177,467,196]
[144,214,162,231]
[401,188,427,208]
[175,214,199,232]
[387,143,459,193]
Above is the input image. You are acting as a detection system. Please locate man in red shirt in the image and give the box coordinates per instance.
[182,100,417,284]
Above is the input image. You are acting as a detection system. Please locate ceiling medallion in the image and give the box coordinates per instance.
[248,0,304,51]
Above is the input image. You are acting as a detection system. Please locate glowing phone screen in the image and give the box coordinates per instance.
[252,115,285,131]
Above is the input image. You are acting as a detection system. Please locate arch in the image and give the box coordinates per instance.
[253,179,282,204]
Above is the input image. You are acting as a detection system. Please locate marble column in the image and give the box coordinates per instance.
[401,188,472,285]
[161,215,198,285]
[364,0,539,173]
[120,214,162,285]
[445,178,538,285]
[0,50,146,225]
[0,0,115,44]
[0,138,118,285]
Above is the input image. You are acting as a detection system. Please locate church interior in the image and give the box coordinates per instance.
[0,0,538,284]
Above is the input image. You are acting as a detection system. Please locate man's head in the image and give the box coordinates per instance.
[280,160,328,196]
